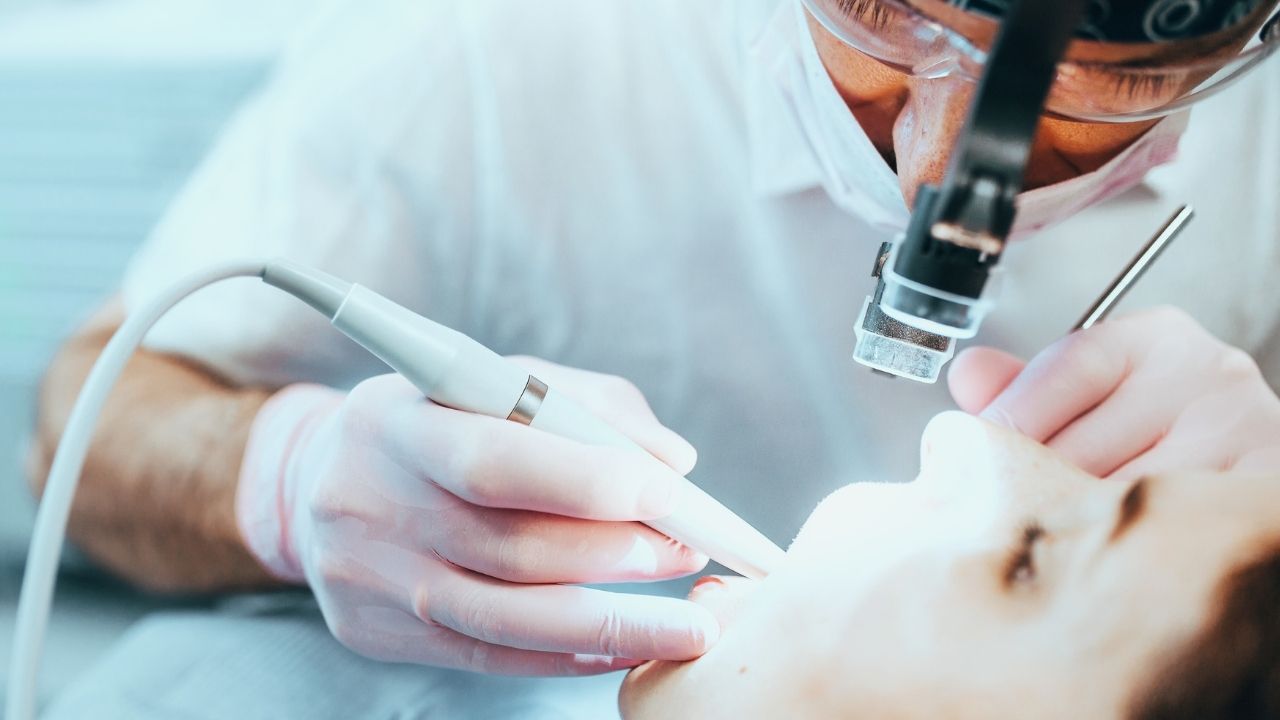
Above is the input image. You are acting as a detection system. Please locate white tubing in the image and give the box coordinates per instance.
[330,284,530,416]
[5,260,268,720]
[8,258,785,720]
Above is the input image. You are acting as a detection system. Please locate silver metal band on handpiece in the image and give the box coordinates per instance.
[507,375,549,425]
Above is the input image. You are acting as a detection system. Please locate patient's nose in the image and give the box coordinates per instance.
[917,412,1091,516]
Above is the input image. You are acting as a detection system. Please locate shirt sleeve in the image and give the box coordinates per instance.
[122,0,484,390]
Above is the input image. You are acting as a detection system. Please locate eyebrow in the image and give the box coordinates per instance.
[1108,478,1148,543]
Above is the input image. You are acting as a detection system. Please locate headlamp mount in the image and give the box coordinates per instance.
[853,0,1093,382]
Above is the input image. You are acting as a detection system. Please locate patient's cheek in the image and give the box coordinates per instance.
[791,483,912,555]
[619,659,685,718]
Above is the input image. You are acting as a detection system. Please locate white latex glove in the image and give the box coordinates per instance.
[236,356,717,675]
[948,307,1280,481]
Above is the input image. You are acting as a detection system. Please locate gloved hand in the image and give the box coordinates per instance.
[236,356,717,675]
[948,307,1280,481]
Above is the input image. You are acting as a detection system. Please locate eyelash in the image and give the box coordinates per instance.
[1003,522,1046,587]
[1111,72,1172,101]
[836,0,895,31]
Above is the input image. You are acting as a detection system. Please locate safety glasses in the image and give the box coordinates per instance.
[800,0,1280,122]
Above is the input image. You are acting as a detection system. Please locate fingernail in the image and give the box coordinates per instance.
[576,654,641,671]
[681,547,710,572]
[979,404,1012,428]
[646,603,721,659]
[662,605,720,657]
[689,606,721,653]
[672,438,698,475]
[655,425,698,474]
[639,473,679,517]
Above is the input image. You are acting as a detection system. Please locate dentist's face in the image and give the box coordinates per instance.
[805,14,1160,204]
[620,413,1280,719]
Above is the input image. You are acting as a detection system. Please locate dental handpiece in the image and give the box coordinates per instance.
[6,259,783,720]
[263,260,785,580]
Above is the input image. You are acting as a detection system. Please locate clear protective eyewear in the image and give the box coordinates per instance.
[800,0,1280,122]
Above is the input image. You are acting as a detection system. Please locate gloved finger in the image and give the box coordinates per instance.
[428,408,685,520]
[1232,446,1280,475]
[423,567,719,660]
[1108,391,1280,482]
[978,325,1132,441]
[1105,410,1237,483]
[429,504,708,584]
[977,308,1229,442]
[1108,441,1230,484]
[508,356,697,475]
[687,575,755,631]
[350,611,640,675]
[1045,372,1186,477]
[947,347,1026,414]
[361,380,686,521]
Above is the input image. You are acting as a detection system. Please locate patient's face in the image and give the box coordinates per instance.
[621,412,1280,719]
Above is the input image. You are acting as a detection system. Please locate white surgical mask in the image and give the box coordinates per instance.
[1009,113,1187,236]
[766,1,1189,240]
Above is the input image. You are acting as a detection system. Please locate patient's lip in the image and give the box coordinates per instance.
[690,575,726,599]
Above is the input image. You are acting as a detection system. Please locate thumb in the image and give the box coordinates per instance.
[688,575,756,633]
[947,347,1026,415]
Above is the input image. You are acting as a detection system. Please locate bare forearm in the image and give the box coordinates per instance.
[31,299,277,593]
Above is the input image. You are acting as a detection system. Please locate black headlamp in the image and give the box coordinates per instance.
[852,0,1092,382]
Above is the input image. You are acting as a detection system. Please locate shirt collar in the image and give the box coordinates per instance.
[742,2,828,198]
[741,1,1189,238]
[742,2,912,231]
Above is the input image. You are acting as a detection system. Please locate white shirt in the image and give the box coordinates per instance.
[125,0,1280,560]
[114,1,1280,716]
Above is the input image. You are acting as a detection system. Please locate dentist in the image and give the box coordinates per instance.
[33,0,1280,716]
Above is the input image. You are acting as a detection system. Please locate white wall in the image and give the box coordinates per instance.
[0,0,318,556]
[0,0,319,546]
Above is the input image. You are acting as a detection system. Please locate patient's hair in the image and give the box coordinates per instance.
[1128,541,1280,720]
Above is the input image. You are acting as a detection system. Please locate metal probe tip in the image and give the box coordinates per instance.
[1074,205,1195,332]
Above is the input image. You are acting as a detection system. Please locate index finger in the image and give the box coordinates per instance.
[978,318,1146,442]
[426,567,720,660]
[369,382,685,521]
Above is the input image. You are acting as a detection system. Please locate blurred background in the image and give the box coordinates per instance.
[0,0,318,705]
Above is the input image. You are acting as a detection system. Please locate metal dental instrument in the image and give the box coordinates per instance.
[1074,205,1195,331]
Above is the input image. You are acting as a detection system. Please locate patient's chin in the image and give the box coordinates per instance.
[620,576,763,717]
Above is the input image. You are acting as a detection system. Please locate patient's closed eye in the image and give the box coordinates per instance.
[1003,522,1046,588]
[1108,478,1148,544]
